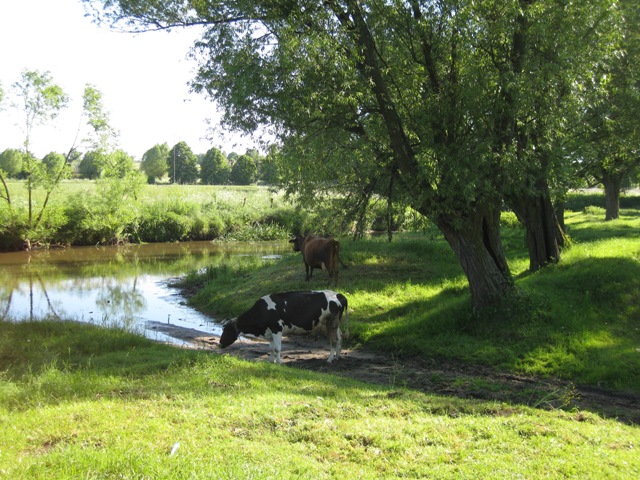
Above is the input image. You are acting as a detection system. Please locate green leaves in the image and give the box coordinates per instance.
[168,141,199,184]
[82,84,119,151]
[11,70,69,152]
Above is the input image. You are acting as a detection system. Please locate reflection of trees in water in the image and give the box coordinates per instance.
[1,241,290,324]
[94,277,146,330]
[0,269,18,320]
[0,271,61,321]
[1,268,146,327]
[0,290,11,321]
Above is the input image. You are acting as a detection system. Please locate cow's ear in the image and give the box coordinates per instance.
[289,238,295,243]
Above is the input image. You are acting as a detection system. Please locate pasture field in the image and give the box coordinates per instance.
[184,204,640,393]
[1,189,639,478]
[1,321,638,479]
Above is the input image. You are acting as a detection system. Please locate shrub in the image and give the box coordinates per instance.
[583,205,606,216]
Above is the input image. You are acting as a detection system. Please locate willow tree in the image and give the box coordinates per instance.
[576,0,640,221]
[84,0,616,310]
[141,143,170,183]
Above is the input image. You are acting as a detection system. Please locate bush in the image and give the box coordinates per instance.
[137,201,200,242]
[500,211,521,229]
[583,205,606,216]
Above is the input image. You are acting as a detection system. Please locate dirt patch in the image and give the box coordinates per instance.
[149,321,640,425]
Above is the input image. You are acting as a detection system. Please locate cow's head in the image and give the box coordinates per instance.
[219,319,239,348]
[289,237,303,252]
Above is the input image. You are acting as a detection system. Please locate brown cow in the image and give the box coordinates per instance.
[289,235,341,285]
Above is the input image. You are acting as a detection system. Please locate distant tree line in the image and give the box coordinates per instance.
[140,142,279,186]
[1,142,277,187]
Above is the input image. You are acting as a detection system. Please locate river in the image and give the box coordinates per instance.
[0,241,289,345]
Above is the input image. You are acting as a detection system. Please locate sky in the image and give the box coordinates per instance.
[0,0,255,159]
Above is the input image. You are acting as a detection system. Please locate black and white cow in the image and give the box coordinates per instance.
[219,290,348,364]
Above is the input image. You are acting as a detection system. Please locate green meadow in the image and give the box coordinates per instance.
[1,190,639,478]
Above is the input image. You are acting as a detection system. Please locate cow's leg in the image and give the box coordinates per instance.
[270,332,283,364]
[327,323,342,363]
[305,263,311,281]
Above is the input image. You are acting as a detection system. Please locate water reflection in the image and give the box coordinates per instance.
[0,241,288,345]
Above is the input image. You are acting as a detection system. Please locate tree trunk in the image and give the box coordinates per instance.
[602,174,621,221]
[434,204,514,311]
[553,202,567,250]
[508,184,562,271]
[0,172,11,206]
[554,202,565,237]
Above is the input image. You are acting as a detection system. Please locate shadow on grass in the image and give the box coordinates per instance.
[0,318,537,426]
[344,254,640,422]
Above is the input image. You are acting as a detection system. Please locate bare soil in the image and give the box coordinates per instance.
[148,321,640,425]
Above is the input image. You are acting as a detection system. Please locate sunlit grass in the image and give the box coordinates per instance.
[2,192,640,478]
[1,322,638,479]
[181,204,640,392]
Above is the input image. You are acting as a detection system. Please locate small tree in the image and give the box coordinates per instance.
[168,141,199,184]
[230,154,258,185]
[141,143,169,183]
[80,84,119,152]
[0,74,118,249]
[89,149,146,244]
[78,150,107,179]
[0,149,24,178]
[8,70,69,248]
[200,147,230,184]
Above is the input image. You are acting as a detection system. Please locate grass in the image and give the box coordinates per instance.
[0,181,304,247]
[1,190,639,478]
[182,207,640,392]
[1,321,639,479]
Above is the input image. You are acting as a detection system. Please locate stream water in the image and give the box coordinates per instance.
[0,241,289,345]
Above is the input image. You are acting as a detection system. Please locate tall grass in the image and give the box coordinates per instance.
[0,182,308,247]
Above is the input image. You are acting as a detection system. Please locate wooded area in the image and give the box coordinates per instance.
[2,0,639,311]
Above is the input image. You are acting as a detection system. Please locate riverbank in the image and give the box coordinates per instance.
[3,180,638,251]
[176,206,640,395]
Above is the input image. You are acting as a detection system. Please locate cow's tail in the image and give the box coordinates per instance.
[331,240,340,285]
[338,293,349,339]
[335,240,347,269]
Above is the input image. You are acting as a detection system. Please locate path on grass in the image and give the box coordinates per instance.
[148,321,640,425]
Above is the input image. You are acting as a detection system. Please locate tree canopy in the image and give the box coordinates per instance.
[169,141,199,184]
[141,143,170,183]
[84,0,623,310]
[0,149,24,178]
[230,153,258,185]
[200,146,230,184]
[574,0,640,220]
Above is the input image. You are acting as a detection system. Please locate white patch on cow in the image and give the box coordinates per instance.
[318,290,339,302]
[263,295,277,311]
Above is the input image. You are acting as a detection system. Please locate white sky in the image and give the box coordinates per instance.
[0,0,255,159]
